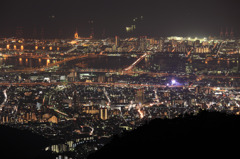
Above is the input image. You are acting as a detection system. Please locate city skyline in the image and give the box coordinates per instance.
[1,1,240,158]
[1,0,240,38]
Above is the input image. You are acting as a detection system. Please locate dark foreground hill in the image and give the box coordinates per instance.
[88,111,240,159]
[0,125,54,159]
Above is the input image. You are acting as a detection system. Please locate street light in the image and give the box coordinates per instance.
[171,79,176,85]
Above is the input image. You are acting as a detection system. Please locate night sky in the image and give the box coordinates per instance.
[1,0,240,38]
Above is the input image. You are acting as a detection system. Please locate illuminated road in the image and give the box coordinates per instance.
[0,85,10,111]
[124,53,148,72]
[0,81,239,90]
[0,81,175,88]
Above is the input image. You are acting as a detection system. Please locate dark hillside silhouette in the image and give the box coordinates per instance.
[88,110,240,159]
[0,125,54,159]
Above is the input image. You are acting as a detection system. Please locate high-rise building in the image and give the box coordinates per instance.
[115,36,120,47]
[158,39,164,52]
[139,36,147,52]
[135,89,145,104]
[100,108,108,120]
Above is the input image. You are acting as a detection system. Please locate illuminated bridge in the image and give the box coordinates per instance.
[4,54,97,73]
[77,68,118,73]
[123,53,148,72]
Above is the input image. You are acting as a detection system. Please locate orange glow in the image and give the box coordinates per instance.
[35,46,38,50]
[21,45,24,50]
[74,32,79,39]
[19,58,22,65]
[49,46,52,51]
[14,45,17,50]
[6,44,10,50]
[46,59,50,66]
[137,108,144,119]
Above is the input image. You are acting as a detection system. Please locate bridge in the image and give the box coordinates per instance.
[123,53,148,72]
[4,54,96,73]
[77,68,117,73]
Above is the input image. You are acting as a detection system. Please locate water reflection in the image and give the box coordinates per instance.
[67,56,136,70]
[19,58,22,66]
[0,57,57,69]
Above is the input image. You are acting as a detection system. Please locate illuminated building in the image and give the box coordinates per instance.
[82,105,99,115]
[73,28,92,40]
[115,36,120,47]
[98,75,106,83]
[164,91,170,98]
[6,44,10,50]
[140,36,147,51]
[42,113,58,123]
[126,25,136,33]
[100,107,108,120]
[158,39,164,52]
[135,89,145,104]
[195,86,202,94]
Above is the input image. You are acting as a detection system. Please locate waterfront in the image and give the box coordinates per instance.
[0,56,58,69]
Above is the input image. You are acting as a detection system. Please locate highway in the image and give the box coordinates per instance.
[0,81,239,90]
[124,53,147,72]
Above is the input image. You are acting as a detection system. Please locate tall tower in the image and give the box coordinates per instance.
[33,27,37,39]
[41,27,44,40]
[230,27,234,38]
[225,27,229,37]
[102,28,106,39]
[89,20,94,39]
[16,26,24,38]
[74,28,79,39]
[220,27,224,38]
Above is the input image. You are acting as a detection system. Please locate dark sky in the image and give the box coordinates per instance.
[1,0,240,38]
